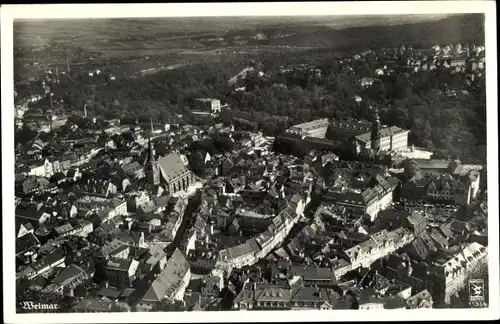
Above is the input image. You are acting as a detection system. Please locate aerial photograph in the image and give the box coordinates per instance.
[13,13,488,313]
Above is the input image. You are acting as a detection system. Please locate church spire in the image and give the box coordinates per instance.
[370,106,381,154]
[147,137,155,163]
[145,137,160,186]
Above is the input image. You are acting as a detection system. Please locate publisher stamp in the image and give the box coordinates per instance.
[468,279,486,307]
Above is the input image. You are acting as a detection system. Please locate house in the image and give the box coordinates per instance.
[106,258,141,289]
[54,220,94,238]
[102,239,131,260]
[71,296,117,312]
[122,162,145,179]
[434,242,487,304]
[17,220,35,238]
[406,289,433,309]
[246,284,290,310]
[42,264,90,296]
[23,248,66,279]
[290,265,337,287]
[219,238,262,268]
[137,249,191,310]
[28,159,54,178]
[343,228,415,270]
[403,211,427,236]
[201,275,224,298]
[143,246,168,273]
[16,232,41,264]
[222,157,234,176]
[290,286,339,310]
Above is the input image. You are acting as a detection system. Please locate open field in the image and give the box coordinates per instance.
[14,15,453,53]
[14,14,483,79]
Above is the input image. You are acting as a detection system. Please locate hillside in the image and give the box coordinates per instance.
[266,14,485,50]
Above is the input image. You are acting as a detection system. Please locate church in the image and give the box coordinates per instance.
[144,139,194,194]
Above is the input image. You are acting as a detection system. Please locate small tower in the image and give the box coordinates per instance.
[370,106,381,155]
[145,138,161,186]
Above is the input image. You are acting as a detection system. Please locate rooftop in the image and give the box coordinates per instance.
[141,249,190,302]
[289,119,329,131]
[158,153,191,182]
[355,126,409,143]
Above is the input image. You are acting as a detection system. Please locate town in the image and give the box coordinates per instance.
[14,17,488,313]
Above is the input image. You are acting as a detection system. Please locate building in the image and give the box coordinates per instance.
[322,176,399,221]
[27,159,54,178]
[403,211,427,236]
[425,173,476,205]
[434,242,487,304]
[286,119,330,138]
[290,265,337,287]
[42,264,89,296]
[106,258,140,289]
[355,125,409,153]
[405,289,433,309]
[144,139,161,186]
[194,98,221,114]
[158,153,194,194]
[344,228,415,270]
[138,249,191,309]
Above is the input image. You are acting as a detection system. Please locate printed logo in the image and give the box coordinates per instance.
[468,279,486,307]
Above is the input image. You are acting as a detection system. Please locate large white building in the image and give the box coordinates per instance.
[355,126,410,153]
[194,98,221,114]
[286,119,330,138]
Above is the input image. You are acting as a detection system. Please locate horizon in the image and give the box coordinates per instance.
[13,14,457,31]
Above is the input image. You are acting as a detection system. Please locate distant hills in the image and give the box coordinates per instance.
[261,14,485,51]
[14,14,484,64]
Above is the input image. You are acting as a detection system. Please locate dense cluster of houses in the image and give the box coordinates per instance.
[14,39,488,313]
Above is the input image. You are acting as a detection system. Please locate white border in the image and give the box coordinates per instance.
[2,2,498,323]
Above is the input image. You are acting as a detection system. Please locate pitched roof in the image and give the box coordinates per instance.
[355,126,408,143]
[16,232,40,255]
[51,264,87,286]
[141,248,190,302]
[158,153,191,182]
[122,162,143,175]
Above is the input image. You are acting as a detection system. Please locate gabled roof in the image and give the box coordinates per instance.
[16,232,40,255]
[141,248,190,302]
[158,153,191,182]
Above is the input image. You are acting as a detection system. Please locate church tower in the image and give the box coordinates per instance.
[370,106,381,154]
[145,138,161,186]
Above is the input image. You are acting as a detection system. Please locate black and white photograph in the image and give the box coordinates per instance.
[2,2,498,323]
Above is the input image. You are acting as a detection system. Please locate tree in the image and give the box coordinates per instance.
[188,151,206,177]
[214,136,234,153]
[218,108,233,126]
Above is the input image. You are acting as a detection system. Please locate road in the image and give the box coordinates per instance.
[166,190,202,257]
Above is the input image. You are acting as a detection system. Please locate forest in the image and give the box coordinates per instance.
[15,14,487,164]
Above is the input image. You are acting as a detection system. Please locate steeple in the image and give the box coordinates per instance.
[370,106,381,154]
[147,137,155,163]
[145,137,160,186]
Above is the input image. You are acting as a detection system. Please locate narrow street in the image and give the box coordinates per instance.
[166,189,202,256]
